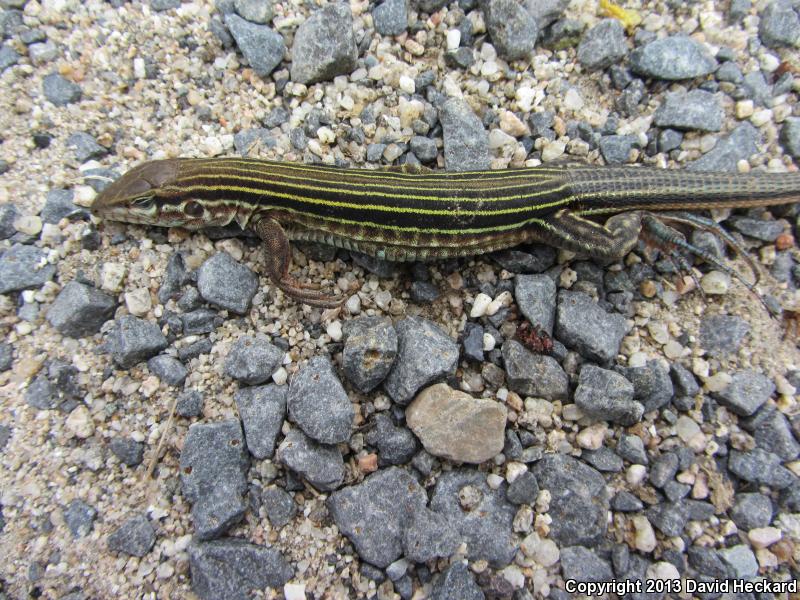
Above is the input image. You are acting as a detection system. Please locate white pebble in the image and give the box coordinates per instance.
[326,321,343,342]
[133,57,146,79]
[750,108,774,127]
[14,214,42,235]
[748,527,781,548]
[345,294,361,314]
[700,270,730,295]
[676,415,702,443]
[100,262,127,292]
[398,75,415,94]
[633,515,657,552]
[125,288,152,317]
[663,340,684,360]
[626,464,648,486]
[488,128,516,150]
[486,473,504,489]
[483,333,496,351]
[760,53,780,72]
[541,140,566,162]
[470,293,492,318]
[563,88,584,111]
[66,405,94,438]
[735,99,754,119]
[446,29,461,51]
[284,583,307,600]
[627,351,648,368]
[374,290,392,311]
[272,367,288,386]
[501,565,525,589]
[317,126,335,144]
[704,371,731,393]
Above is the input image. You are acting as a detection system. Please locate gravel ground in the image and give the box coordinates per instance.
[1,0,800,599]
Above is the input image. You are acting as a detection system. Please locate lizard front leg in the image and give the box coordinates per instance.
[251,216,343,308]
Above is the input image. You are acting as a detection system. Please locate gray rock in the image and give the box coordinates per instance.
[402,508,461,563]
[233,128,276,156]
[328,467,427,568]
[180,420,250,540]
[611,491,643,512]
[506,471,539,504]
[698,314,750,357]
[147,355,187,387]
[65,132,107,163]
[384,317,458,405]
[555,290,627,365]
[342,316,397,393]
[42,73,81,105]
[514,274,556,334]
[523,0,568,27]
[577,19,627,70]
[197,252,258,315]
[410,135,437,162]
[629,35,717,80]
[729,493,773,530]
[484,0,538,61]
[47,281,116,338]
[728,216,786,242]
[649,452,679,488]
[178,338,213,362]
[234,384,286,459]
[688,123,759,172]
[718,545,758,579]
[653,90,724,132]
[780,117,800,158]
[288,355,353,444]
[0,343,12,372]
[277,428,344,491]
[616,434,648,464]
[743,404,800,460]
[715,369,775,416]
[0,245,57,294]
[151,0,180,9]
[439,98,490,171]
[531,454,608,546]
[728,448,795,489]
[759,0,800,48]
[41,189,89,223]
[647,501,689,536]
[158,252,189,303]
[616,360,674,413]
[461,323,484,363]
[290,3,357,84]
[492,245,556,274]
[366,413,417,465]
[0,44,19,71]
[224,335,283,385]
[575,364,643,426]
[63,499,96,538]
[0,204,18,239]
[107,514,156,557]
[430,469,517,567]
[502,340,568,401]
[670,362,699,398]
[181,309,220,335]
[109,316,168,369]
[261,486,296,528]
[176,389,204,417]
[234,0,273,23]
[430,562,484,600]
[560,546,614,582]
[224,14,285,77]
[599,134,639,164]
[582,446,623,472]
[373,0,408,35]
[716,60,744,83]
[109,437,144,467]
[410,280,440,302]
[188,539,293,600]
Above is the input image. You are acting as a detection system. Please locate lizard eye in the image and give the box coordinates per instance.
[132,197,155,210]
[183,200,204,217]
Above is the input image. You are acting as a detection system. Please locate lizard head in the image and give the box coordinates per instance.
[90,159,228,230]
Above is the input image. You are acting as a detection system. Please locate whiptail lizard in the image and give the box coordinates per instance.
[90,158,800,307]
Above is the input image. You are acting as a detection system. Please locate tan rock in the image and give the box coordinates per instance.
[406,383,507,464]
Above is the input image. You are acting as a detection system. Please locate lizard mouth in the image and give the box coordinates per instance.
[91,159,181,222]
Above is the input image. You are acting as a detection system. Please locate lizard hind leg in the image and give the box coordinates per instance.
[640,213,773,314]
[252,216,343,308]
